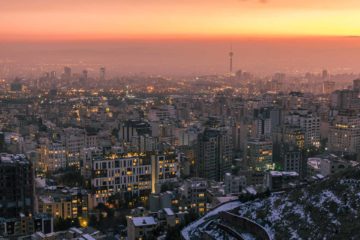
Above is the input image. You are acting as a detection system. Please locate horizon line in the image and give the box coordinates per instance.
[0,34,359,43]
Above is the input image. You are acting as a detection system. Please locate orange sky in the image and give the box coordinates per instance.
[1,0,360,41]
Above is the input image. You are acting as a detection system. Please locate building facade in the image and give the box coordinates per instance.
[0,153,34,218]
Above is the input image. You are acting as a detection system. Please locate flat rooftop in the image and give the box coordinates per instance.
[0,153,29,165]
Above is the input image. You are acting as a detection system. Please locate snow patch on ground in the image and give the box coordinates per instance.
[317,190,342,206]
[183,176,360,240]
[292,204,305,219]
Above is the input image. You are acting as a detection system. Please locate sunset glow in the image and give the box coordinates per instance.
[1,0,360,41]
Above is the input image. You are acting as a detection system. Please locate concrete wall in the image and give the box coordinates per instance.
[219,211,272,240]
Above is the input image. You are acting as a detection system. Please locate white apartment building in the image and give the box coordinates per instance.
[285,110,320,148]
[62,128,85,168]
[147,105,176,122]
[90,153,179,205]
[329,111,360,155]
[224,173,247,195]
[40,140,66,172]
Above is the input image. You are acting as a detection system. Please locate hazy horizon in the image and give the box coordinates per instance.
[1,0,360,77]
[1,37,360,77]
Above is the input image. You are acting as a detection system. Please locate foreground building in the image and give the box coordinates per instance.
[196,128,233,181]
[329,110,360,158]
[127,216,157,240]
[89,152,179,206]
[0,214,53,238]
[0,153,34,218]
[37,188,93,219]
[179,178,207,215]
[245,139,273,172]
[285,110,320,148]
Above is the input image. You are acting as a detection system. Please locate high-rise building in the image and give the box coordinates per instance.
[330,89,360,111]
[329,110,360,156]
[148,105,176,122]
[196,128,233,181]
[0,132,5,152]
[83,69,88,80]
[90,152,179,206]
[119,120,152,143]
[273,143,305,177]
[281,149,303,174]
[50,71,56,80]
[99,67,106,81]
[245,139,273,172]
[63,66,71,79]
[236,70,242,79]
[353,79,360,91]
[323,81,335,94]
[62,127,85,168]
[0,153,34,218]
[285,110,320,148]
[252,107,281,139]
[10,78,24,92]
[81,69,88,82]
[273,124,305,150]
[322,69,329,80]
[179,178,207,215]
[39,141,66,172]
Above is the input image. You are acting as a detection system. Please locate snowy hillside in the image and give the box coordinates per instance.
[238,169,360,239]
[182,169,360,240]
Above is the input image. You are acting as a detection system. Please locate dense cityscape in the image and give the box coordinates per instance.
[1,0,360,240]
[1,62,360,239]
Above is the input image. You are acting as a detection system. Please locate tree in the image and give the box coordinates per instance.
[56,169,86,187]
[54,217,80,231]
[166,225,183,240]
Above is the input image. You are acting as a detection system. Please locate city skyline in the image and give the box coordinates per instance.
[1,2,360,238]
[1,37,360,76]
[1,0,360,76]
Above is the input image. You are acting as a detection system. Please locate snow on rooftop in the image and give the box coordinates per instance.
[0,153,29,164]
[245,186,257,195]
[215,196,239,204]
[269,171,282,177]
[81,234,96,240]
[132,216,157,227]
[316,174,325,179]
[70,227,83,234]
[283,172,299,177]
[164,208,175,216]
[308,158,321,170]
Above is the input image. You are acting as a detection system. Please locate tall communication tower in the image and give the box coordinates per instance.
[229,44,234,76]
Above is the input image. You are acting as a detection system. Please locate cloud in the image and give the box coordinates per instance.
[344,35,360,38]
